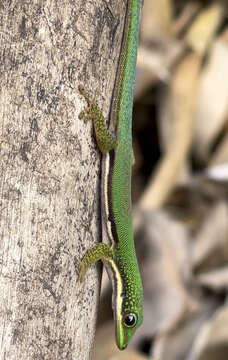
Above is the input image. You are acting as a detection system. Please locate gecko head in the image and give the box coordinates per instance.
[116,310,143,350]
[110,258,143,349]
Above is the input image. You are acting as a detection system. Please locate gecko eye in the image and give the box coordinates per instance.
[123,312,138,328]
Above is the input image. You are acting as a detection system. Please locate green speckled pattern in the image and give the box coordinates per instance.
[112,0,143,333]
[78,85,116,153]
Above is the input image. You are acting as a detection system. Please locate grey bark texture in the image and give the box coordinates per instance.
[0,0,124,359]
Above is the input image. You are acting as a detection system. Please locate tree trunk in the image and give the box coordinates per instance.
[0,0,124,358]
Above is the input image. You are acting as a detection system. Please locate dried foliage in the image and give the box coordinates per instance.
[94,0,228,359]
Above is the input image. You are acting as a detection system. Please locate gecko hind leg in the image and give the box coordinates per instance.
[78,84,116,154]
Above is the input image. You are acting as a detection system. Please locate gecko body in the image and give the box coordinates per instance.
[78,0,143,350]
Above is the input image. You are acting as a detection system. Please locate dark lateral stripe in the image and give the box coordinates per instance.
[107,149,119,243]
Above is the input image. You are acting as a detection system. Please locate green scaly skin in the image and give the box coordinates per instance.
[78,0,143,350]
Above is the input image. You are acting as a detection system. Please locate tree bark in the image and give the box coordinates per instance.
[0,0,124,358]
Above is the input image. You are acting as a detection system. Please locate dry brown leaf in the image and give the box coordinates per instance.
[135,0,175,98]
[194,32,228,161]
[135,39,185,99]
[185,3,223,55]
[210,131,228,166]
[139,52,200,210]
[192,201,228,272]
[172,2,202,36]
[137,212,196,336]
[150,300,219,360]
[188,305,228,360]
[197,266,228,292]
[141,0,173,44]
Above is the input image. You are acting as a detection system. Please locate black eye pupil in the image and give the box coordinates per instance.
[124,313,136,327]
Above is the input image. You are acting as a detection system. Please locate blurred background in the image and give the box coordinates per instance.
[94,0,228,359]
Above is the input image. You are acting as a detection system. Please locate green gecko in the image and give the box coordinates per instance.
[78,0,143,350]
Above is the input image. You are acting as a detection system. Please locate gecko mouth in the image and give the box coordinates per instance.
[116,316,128,350]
